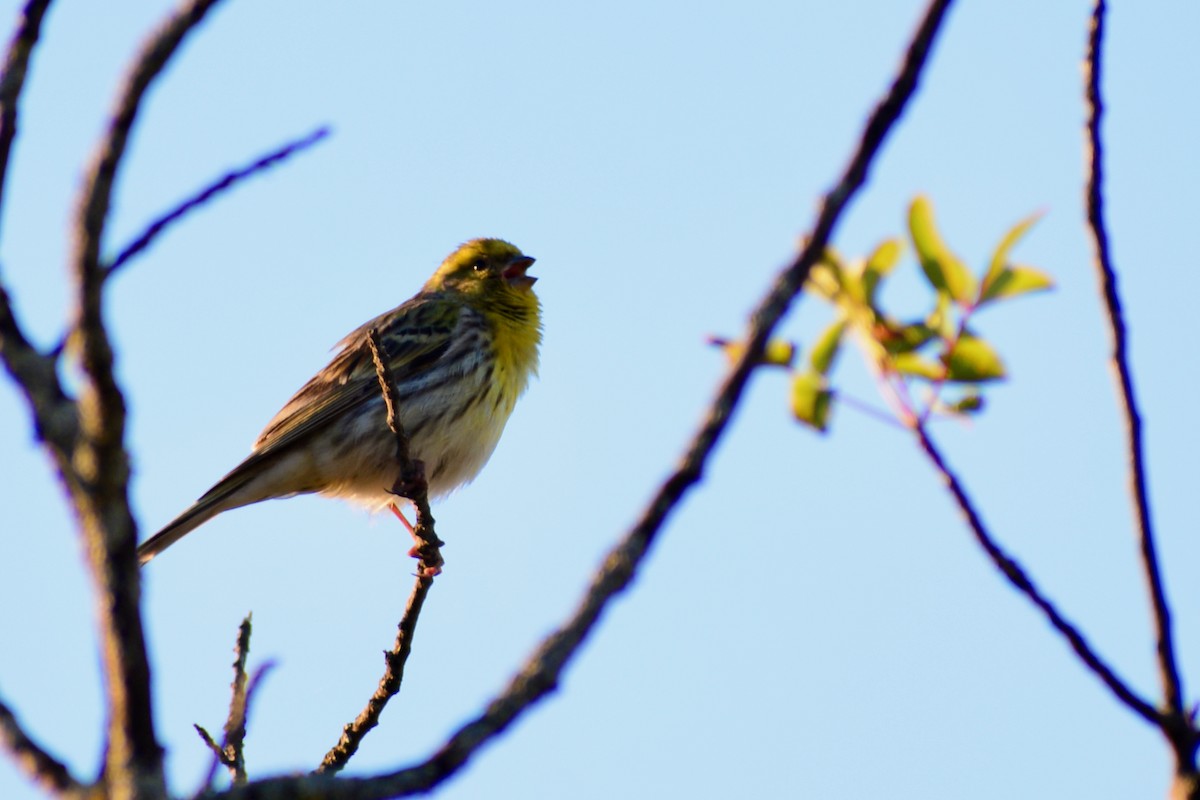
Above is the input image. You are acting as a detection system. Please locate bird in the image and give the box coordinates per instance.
[138,238,541,565]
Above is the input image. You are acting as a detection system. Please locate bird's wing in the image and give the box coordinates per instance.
[250,296,460,458]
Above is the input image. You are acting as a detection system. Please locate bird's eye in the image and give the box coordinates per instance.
[471,260,487,273]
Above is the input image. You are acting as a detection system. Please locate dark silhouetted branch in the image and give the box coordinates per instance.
[364,328,443,575]
[1084,0,1182,716]
[106,126,331,276]
[0,2,79,450]
[0,694,85,797]
[1084,0,1197,789]
[316,576,434,775]
[914,422,1160,725]
[0,0,53,240]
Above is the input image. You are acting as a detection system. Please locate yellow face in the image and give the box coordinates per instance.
[427,238,537,298]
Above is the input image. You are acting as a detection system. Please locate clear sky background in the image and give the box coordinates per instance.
[1,2,1196,798]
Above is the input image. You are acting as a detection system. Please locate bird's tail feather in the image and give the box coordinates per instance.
[137,500,226,565]
[138,458,272,565]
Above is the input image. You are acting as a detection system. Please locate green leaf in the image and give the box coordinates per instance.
[806,260,841,302]
[908,195,977,304]
[948,393,985,415]
[943,335,1006,382]
[762,339,798,367]
[978,264,1054,305]
[866,238,903,276]
[810,319,848,375]
[821,246,847,272]
[791,371,833,432]
[840,265,866,305]
[707,336,796,369]
[863,238,903,303]
[891,352,944,380]
[876,318,937,355]
[982,210,1043,295]
[925,292,954,339]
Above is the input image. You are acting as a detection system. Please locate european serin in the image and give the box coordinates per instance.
[138,238,540,564]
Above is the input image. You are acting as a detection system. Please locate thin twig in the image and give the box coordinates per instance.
[365,328,443,574]
[106,126,331,276]
[213,2,958,798]
[1085,1,1197,784]
[831,388,908,430]
[68,0,227,794]
[197,617,274,792]
[221,616,256,786]
[913,422,1160,725]
[316,577,433,774]
[1084,0,1186,721]
[194,724,227,770]
[194,665,276,793]
[233,666,273,772]
[0,694,86,797]
[312,330,443,773]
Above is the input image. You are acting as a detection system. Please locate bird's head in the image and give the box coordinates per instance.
[426,239,538,306]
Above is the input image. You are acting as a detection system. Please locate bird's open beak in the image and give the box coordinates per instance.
[503,255,537,290]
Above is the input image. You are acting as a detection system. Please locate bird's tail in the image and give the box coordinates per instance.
[137,500,227,565]
[138,455,276,565]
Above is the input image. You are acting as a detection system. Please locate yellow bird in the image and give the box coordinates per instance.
[139,238,541,564]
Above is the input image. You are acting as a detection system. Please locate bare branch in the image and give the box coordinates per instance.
[0,282,78,447]
[365,328,443,574]
[914,422,1160,725]
[0,0,54,241]
[314,330,443,773]
[106,126,331,276]
[316,577,433,775]
[0,2,79,451]
[194,724,228,772]
[197,617,274,793]
[1085,1,1197,785]
[1084,0,1187,721]
[221,616,255,786]
[0,694,86,797]
[67,1,227,795]
[212,1,958,797]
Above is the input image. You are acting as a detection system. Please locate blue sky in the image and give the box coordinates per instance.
[1,1,1197,798]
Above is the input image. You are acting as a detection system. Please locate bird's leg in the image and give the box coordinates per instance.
[388,501,416,534]
[389,501,441,574]
[385,460,442,576]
